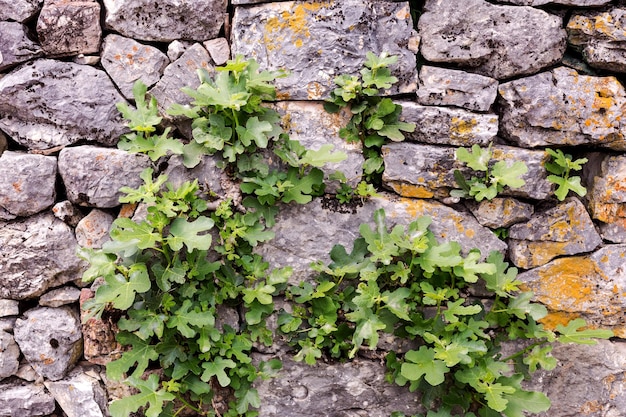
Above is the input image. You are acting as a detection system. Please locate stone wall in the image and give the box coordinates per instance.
[1,0,626,416]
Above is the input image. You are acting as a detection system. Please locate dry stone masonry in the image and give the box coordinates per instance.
[0,0,625,416]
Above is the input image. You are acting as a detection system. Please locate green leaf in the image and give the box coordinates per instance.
[481,252,521,297]
[345,307,387,356]
[118,128,183,161]
[236,387,262,415]
[167,216,214,252]
[77,247,117,283]
[116,80,162,133]
[491,160,527,189]
[383,287,411,321]
[110,218,161,250]
[192,114,232,150]
[300,144,348,167]
[443,299,482,324]
[506,292,547,321]
[417,240,463,275]
[166,299,215,338]
[377,120,415,141]
[456,144,491,172]
[95,264,151,311]
[502,386,551,417]
[556,318,614,344]
[281,167,324,204]
[109,374,175,417]
[118,308,167,340]
[107,332,159,380]
[236,116,273,148]
[201,357,237,386]
[401,346,449,386]
[242,282,276,305]
[453,249,496,284]
[548,174,587,200]
[523,345,557,373]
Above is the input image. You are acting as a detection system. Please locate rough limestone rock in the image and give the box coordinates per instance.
[0,213,85,300]
[58,146,151,208]
[0,331,20,380]
[44,366,107,417]
[39,286,82,308]
[417,66,498,112]
[75,209,114,249]
[274,101,363,191]
[418,0,566,80]
[232,0,418,100]
[508,198,602,269]
[526,340,626,417]
[568,8,626,72]
[381,142,553,200]
[497,0,610,4]
[14,307,83,381]
[0,22,43,72]
[518,244,626,338]
[101,34,169,99]
[399,101,498,147]
[163,155,225,197]
[0,380,55,417]
[103,0,227,42]
[0,59,127,150]
[499,66,626,150]
[257,194,506,284]
[150,43,214,118]
[254,355,421,417]
[203,37,230,66]
[465,197,534,229]
[52,201,84,227]
[0,151,57,220]
[36,0,102,58]
[0,0,41,22]
[0,300,19,317]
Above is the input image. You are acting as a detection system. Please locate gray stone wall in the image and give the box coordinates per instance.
[1,0,626,416]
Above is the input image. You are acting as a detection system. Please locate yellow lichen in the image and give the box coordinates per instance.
[450,117,477,140]
[391,183,435,199]
[264,2,334,49]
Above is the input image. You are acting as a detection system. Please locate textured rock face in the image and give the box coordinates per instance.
[14,307,83,381]
[58,146,151,208]
[255,356,421,417]
[0,213,85,300]
[586,153,626,243]
[508,198,602,268]
[499,67,626,150]
[36,0,101,57]
[498,0,610,4]
[466,197,534,229]
[0,380,56,417]
[0,0,41,22]
[103,0,227,42]
[418,0,566,79]
[0,331,20,380]
[0,22,43,72]
[75,210,114,249]
[100,34,170,99]
[44,366,107,417]
[0,152,57,220]
[232,0,418,100]
[518,244,626,337]
[0,59,127,150]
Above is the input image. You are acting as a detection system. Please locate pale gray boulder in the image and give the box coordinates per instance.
[39,286,82,308]
[0,380,55,417]
[0,0,42,22]
[101,34,169,100]
[232,0,418,100]
[0,213,85,300]
[418,0,566,79]
[499,67,626,150]
[75,209,114,249]
[495,0,610,4]
[466,197,534,229]
[51,201,84,227]
[14,306,83,381]
[0,59,127,150]
[58,146,151,208]
[103,0,228,42]
[0,22,42,72]
[0,301,19,318]
[0,151,56,220]
[0,331,20,380]
[44,366,107,417]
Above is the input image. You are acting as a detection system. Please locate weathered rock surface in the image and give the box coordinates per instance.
[0,22,43,72]
[163,154,225,196]
[274,101,363,191]
[101,34,169,99]
[527,339,626,417]
[203,37,230,66]
[150,43,214,119]
[399,101,498,147]
[36,0,101,58]
[39,286,82,308]
[75,209,114,249]
[497,0,610,4]
[52,201,84,227]
[58,146,151,208]
[518,244,626,337]
[0,331,20,380]
[257,194,506,284]
[103,0,227,42]
[466,197,534,229]
[0,59,127,150]
[0,379,55,417]
[0,213,85,300]
[499,67,626,150]
[0,0,41,22]
[508,198,602,268]
[254,355,421,417]
[45,365,107,417]
[0,151,56,220]
[417,66,498,112]
[418,0,566,80]
[80,289,122,365]
[381,142,552,200]
[568,8,626,73]
[14,306,83,381]
[0,300,19,317]
[232,0,418,100]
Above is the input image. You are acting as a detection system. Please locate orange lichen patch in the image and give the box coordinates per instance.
[265,2,333,49]
[522,241,569,268]
[580,400,604,414]
[307,81,324,99]
[399,197,429,219]
[390,183,434,199]
[275,91,292,100]
[537,311,580,331]
[396,6,410,20]
[449,117,477,140]
[118,203,138,218]
[12,181,22,192]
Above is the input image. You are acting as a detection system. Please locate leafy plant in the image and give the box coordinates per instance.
[281,208,613,416]
[324,52,415,184]
[452,144,528,202]
[545,148,588,201]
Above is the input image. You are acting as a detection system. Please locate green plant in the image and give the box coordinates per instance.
[324,52,415,184]
[452,144,528,202]
[545,148,588,201]
[281,208,613,416]
[331,172,380,204]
